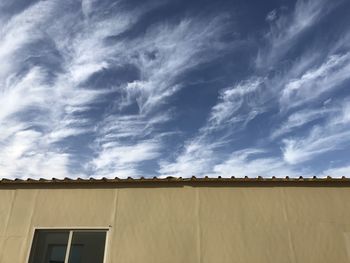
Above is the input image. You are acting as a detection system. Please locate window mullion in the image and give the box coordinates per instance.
[64,230,73,263]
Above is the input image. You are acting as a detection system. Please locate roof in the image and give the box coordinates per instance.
[1,176,350,186]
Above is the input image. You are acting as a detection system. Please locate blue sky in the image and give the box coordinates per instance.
[0,0,350,179]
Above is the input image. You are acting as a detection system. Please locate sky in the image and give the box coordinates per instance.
[0,0,350,179]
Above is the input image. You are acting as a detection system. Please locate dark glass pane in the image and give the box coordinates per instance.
[68,231,106,263]
[28,231,69,263]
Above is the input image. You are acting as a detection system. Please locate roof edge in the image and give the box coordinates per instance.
[1,176,350,185]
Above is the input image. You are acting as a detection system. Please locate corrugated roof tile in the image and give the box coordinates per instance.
[0,176,349,185]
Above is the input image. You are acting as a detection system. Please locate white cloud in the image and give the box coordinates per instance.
[158,0,350,179]
[158,79,264,178]
[158,76,270,177]
[322,165,350,178]
[280,52,350,110]
[0,67,51,122]
[119,17,228,114]
[282,101,350,164]
[2,0,229,179]
[90,110,177,177]
[87,16,230,177]
[95,81,350,177]
[160,146,306,178]
[0,0,169,178]
[0,129,72,179]
[207,78,264,130]
[90,140,161,178]
[1,0,349,179]
[271,107,337,139]
[159,138,225,178]
[210,149,304,178]
[332,102,350,125]
[257,0,336,68]
[0,1,58,76]
[266,9,278,22]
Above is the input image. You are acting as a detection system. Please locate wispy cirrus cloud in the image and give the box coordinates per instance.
[257,0,340,68]
[280,52,350,110]
[0,0,232,178]
[87,14,231,178]
[270,106,337,139]
[159,0,350,178]
[322,165,350,178]
[159,75,265,177]
[1,0,349,179]
[159,138,227,178]
[159,75,271,177]
[122,16,228,113]
[0,128,72,179]
[90,139,162,178]
[282,101,350,164]
[0,0,176,178]
[210,149,305,178]
[0,3,110,178]
[206,78,265,131]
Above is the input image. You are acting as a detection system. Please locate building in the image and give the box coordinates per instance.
[0,176,350,263]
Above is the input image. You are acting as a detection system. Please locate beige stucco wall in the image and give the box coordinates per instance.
[1,183,350,263]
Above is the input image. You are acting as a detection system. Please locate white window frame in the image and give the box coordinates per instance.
[26,227,110,263]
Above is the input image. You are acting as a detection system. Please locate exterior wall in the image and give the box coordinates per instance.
[1,184,350,263]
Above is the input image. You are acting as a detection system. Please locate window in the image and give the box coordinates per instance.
[28,230,107,263]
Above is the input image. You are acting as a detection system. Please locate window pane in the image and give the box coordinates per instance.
[68,231,106,263]
[28,231,69,263]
